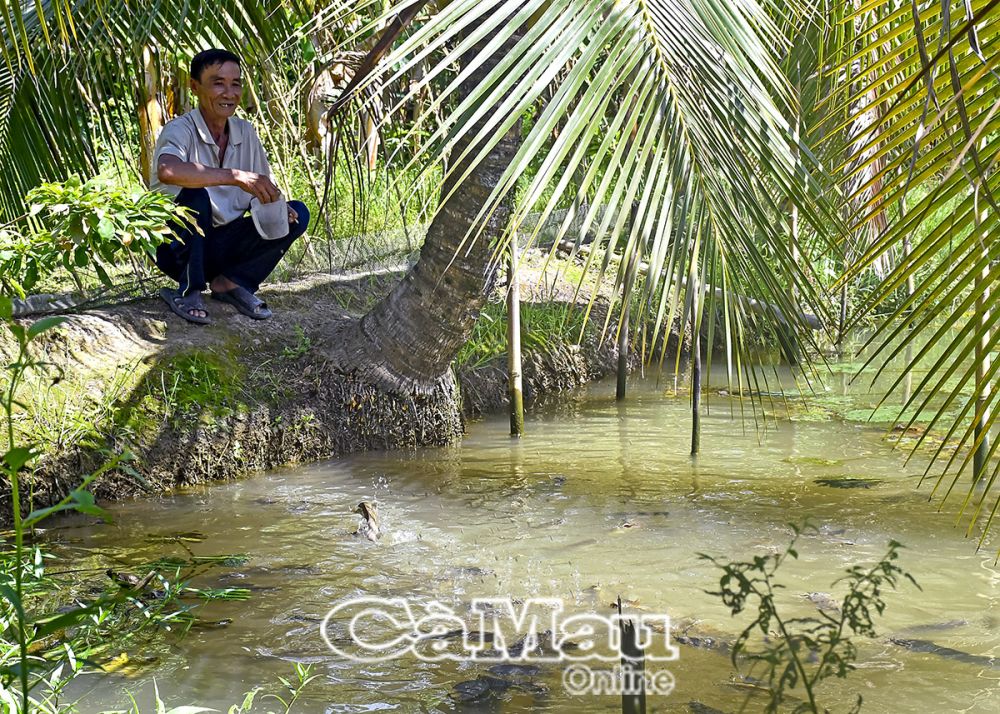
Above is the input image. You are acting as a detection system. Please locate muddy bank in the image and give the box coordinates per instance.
[1,262,663,525]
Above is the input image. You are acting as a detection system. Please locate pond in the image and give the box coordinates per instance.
[55,368,1000,713]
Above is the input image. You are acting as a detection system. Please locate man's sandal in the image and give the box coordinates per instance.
[159,287,211,325]
[211,285,273,320]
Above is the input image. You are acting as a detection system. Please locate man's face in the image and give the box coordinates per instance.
[191,61,242,124]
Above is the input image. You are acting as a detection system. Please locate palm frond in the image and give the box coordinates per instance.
[343,0,842,408]
[839,0,1000,546]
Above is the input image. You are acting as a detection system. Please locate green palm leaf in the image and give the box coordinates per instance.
[342,0,842,410]
[838,0,1000,547]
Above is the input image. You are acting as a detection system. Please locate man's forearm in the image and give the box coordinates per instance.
[157,158,241,189]
[156,156,280,203]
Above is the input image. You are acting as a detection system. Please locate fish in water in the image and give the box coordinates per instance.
[448,566,496,578]
[99,652,159,677]
[614,519,641,532]
[803,592,841,613]
[452,669,548,704]
[610,597,645,612]
[675,632,731,654]
[673,620,735,654]
[488,663,542,680]
[188,618,233,631]
[353,501,380,541]
[451,675,511,702]
[894,619,970,635]
[889,637,1000,669]
[106,569,157,593]
[814,477,882,489]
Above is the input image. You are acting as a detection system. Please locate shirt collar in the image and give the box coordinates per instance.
[190,107,244,146]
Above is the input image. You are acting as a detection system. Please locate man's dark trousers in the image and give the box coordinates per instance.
[155,187,309,296]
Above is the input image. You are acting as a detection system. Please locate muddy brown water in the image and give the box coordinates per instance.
[53,369,1000,713]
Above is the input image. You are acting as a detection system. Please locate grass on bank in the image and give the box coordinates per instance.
[456,299,587,371]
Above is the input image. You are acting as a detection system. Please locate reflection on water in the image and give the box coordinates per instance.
[54,373,1000,713]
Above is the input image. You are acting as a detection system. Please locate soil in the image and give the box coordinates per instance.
[0,258,677,525]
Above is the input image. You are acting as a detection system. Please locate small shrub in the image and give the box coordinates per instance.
[0,175,191,296]
[700,522,918,713]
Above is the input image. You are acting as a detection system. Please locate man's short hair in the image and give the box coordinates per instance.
[191,49,242,82]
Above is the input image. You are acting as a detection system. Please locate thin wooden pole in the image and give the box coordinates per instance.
[791,62,802,298]
[616,302,630,401]
[617,249,639,402]
[837,282,849,352]
[690,259,701,456]
[785,94,802,365]
[508,234,524,437]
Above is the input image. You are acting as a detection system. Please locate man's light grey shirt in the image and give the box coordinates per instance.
[151,108,273,227]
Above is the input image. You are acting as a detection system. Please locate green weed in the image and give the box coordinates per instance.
[281,325,312,359]
[0,298,221,713]
[149,350,244,422]
[456,300,587,370]
[15,360,144,453]
[700,522,918,713]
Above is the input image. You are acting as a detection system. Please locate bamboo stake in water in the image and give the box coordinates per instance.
[617,249,639,402]
[786,92,802,365]
[616,296,630,401]
[690,262,701,456]
[508,234,524,437]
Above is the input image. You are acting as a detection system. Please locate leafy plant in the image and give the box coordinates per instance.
[263,663,319,713]
[281,325,312,359]
[0,296,224,712]
[0,175,190,295]
[700,523,918,713]
[0,297,102,710]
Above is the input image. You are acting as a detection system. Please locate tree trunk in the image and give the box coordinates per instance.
[333,34,522,395]
[137,45,163,187]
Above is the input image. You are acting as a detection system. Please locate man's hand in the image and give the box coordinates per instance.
[288,205,299,224]
[233,170,281,204]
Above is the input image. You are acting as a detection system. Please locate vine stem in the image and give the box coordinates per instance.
[5,342,30,713]
[761,571,819,713]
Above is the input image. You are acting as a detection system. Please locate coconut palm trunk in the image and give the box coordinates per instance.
[334,36,522,395]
